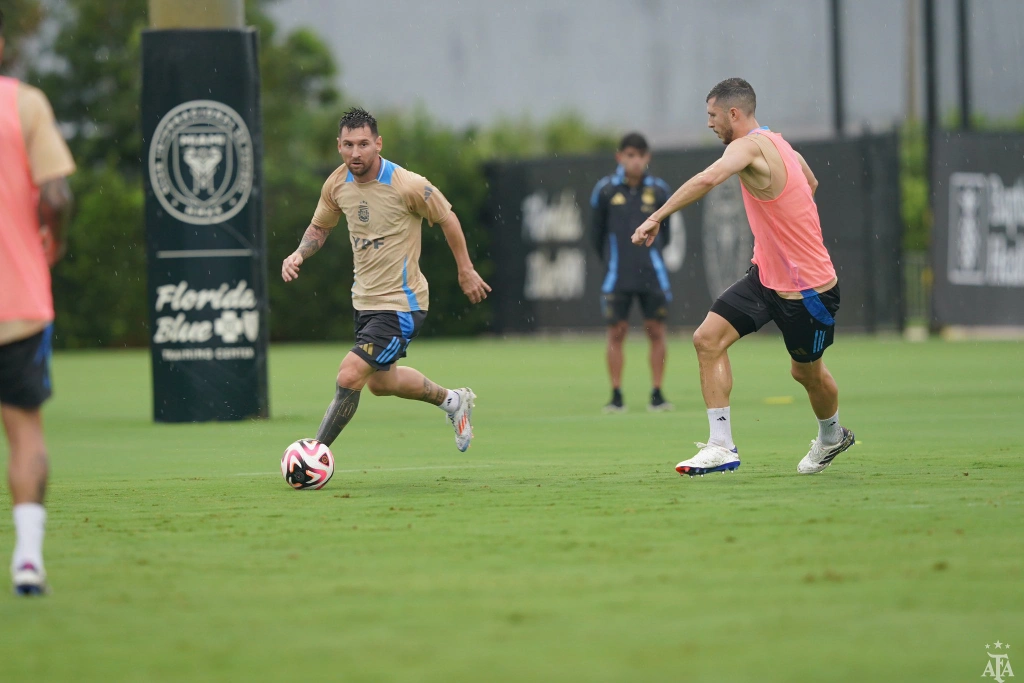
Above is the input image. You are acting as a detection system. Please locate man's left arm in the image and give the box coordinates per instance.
[794,152,819,196]
[633,141,757,246]
[402,172,492,304]
[439,212,491,304]
[23,86,76,265]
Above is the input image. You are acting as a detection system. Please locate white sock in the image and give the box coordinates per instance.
[12,503,46,573]
[439,389,461,415]
[707,407,735,449]
[818,410,842,445]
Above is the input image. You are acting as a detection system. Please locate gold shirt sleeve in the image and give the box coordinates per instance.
[311,166,346,229]
[394,168,452,226]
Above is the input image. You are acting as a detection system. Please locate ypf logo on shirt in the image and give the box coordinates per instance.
[148,100,254,226]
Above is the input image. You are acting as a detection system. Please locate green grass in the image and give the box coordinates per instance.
[1,335,1022,682]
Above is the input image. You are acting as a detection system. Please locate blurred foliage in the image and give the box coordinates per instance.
[0,0,44,70]
[9,0,614,348]
[899,120,930,252]
[901,110,1024,253]
[6,0,616,348]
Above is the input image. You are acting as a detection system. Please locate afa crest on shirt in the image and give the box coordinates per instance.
[358,201,370,223]
[610,193,626,206]
[642,187,657,211]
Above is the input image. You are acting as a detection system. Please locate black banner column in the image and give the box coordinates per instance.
[141,29,269,422]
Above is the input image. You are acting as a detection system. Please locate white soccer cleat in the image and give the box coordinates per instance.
[448,388,475,452]
[12,563,47,596]
[676,442,741,477]
[797,427,855,474]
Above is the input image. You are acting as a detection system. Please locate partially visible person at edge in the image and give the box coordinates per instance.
[591,132,674,414]
[281,107,490,465]
[0,7,76,595]
[632,78,855,477]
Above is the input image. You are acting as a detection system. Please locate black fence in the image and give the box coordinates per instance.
[484,133,902,333]
[931,132,1024,327]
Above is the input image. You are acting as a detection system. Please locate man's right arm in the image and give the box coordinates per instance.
[283,174,343,282]
[632,140,758,246]
[282,223,333,282]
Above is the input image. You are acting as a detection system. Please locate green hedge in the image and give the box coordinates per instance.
[19,0,614,348]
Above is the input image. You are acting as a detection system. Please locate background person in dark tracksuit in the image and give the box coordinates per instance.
[591,132,673,413]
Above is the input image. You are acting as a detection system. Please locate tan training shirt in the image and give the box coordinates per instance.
[311,158,452,312]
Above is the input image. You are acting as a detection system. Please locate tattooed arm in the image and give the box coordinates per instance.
[282,223,333,282]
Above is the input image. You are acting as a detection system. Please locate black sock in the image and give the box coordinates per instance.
[652,387,663,400]
[316,385,361,447]
[611,388,622,403]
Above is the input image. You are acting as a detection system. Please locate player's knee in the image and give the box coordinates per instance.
[608,323,628,344]
[336,366,362,389]
[645,322,665,341]
[790,362,820,387]
[692,327,723,356]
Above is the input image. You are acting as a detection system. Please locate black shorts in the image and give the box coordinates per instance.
[710,266,840,363]
[601,290,669,325]
[351,310,427,371]
[0,325,54,409]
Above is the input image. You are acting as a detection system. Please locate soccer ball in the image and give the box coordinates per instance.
[281,439,335,490]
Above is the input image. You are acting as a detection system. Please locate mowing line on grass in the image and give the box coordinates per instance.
[233,464,496,476]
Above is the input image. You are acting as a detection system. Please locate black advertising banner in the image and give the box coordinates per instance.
[931,132,1024,327]
[142,29,269,422]
[484,134,901,333]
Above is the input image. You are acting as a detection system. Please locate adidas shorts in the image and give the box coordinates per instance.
[710,265,840,363]
[350,310,427,371]
[0,325,54,409]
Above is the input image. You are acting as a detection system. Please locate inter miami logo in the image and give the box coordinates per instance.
[148,100,254,226]
[358,201,370,223]
[703,175,753,298]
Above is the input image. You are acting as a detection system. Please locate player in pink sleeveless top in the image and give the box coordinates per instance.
[632,78,855,477]
[0,9,76,596]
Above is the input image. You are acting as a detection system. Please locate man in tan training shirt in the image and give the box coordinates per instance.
[282,108,490,463]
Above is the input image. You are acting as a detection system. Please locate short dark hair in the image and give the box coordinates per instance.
[706,78,756,115]
[338,107,378,137]
[618,132,649,153]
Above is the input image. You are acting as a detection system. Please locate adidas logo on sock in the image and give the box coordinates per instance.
[716,416,728,422]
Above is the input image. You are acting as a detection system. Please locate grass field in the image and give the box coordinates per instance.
[0,335,1021,682]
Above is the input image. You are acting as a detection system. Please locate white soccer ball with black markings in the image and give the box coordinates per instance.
[281,439,335,490]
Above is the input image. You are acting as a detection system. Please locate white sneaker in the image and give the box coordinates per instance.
[12,562,47,596]
[797,427,855,474]
[448,388,475,452]
[676,443,741,476]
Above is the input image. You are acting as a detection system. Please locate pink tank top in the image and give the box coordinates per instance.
[0,76,52,324]
[740,129,836,291]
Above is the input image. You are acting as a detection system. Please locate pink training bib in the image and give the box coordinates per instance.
[741,129,836,292]
[0,76,52,325]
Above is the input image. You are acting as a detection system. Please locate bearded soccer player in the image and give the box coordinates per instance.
[0,8,76,595]
[632,78,855,476]
[282,108,490,453]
